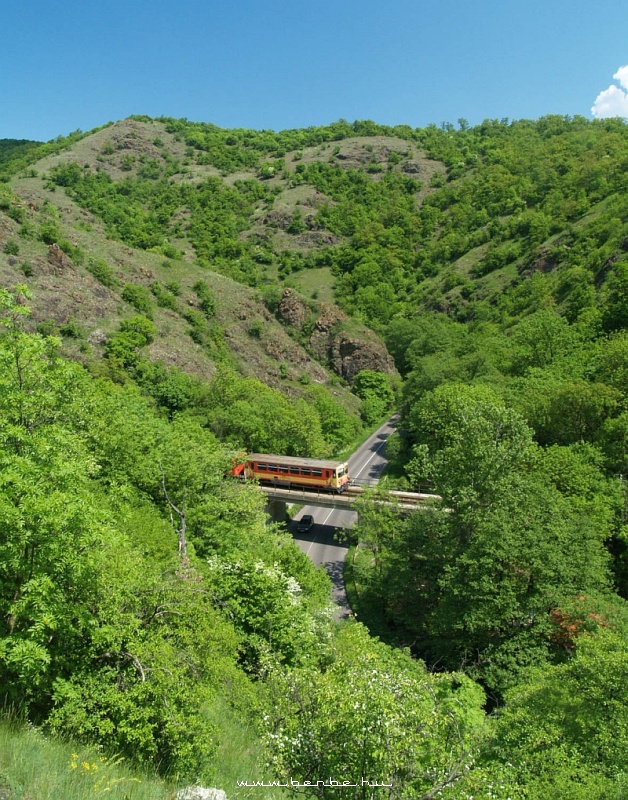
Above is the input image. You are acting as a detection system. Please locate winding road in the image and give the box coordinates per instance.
[290,415,398,618]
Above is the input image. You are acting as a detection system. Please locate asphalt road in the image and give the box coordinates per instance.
[290,414,399,618]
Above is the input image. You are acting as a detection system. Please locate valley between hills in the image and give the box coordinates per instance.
[0,114,627,799]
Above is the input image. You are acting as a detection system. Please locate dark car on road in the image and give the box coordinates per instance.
[297,514,314,533]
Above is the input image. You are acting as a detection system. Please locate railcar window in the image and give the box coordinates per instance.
[256,463,267,470]
[301,468,311,476]
[279,466,289,473]
[289,467,300,475]
[268,464,278,473]
[337,467,345,477]
[312,469,323,477]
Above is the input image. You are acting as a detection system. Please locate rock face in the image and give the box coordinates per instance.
[276,289,396,383]
[329,333,396,383]
[276,289,310,329]
[518,246,559,278]
[47,243,70,271]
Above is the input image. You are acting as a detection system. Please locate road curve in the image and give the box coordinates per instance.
[290,414,399,618]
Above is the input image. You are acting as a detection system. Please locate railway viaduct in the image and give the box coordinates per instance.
[260,484,440,522]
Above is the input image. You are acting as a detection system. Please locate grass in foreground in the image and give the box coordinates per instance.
[0,700,289,800]
[0,720,173,800]
[203,697,289,800]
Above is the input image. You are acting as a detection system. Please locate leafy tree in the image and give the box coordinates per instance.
[47,573,243,776]
[601,261,628,331]
[466,628,628,800]
[0,314,341,777]
[510,308,581,374]
[204,368,330,457]
[352,370,395,425]
[598,411,628,474]
[508,375,621,446]
[304,385,363,451]
[368,384,614,693]
[206,554,332,672]
[264,623,486,800]
[590,329,628,394]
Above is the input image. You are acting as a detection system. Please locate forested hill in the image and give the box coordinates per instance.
[3,114,628,342]
[1,114,628,799]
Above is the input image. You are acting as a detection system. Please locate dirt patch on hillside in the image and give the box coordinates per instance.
[287,135,446,187]
[33,118,189,183]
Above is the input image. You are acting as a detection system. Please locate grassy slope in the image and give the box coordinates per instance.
[0,721,173,800]
[1,119,408,412]
[0,125,345,399]
[0,702,290,800]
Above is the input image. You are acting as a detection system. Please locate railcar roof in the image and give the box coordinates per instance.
[247,453,348,470]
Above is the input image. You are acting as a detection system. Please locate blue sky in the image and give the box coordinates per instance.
[3,0,628,141]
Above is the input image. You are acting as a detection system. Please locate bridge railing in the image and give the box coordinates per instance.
[260,483,441,507]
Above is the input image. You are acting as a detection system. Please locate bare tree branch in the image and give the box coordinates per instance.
[159,460,189,575]
[121,651,147,682]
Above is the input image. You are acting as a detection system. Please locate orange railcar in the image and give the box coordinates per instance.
[234,453,350,493]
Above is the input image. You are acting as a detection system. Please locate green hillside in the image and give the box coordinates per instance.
[1,114,628,799]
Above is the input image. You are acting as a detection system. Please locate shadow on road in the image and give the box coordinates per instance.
[290,522,352,620]
[350,430,394,484]
[291,522,348,549]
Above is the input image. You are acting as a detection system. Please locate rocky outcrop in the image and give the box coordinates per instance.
[518,246,559,277]
[276,288,310,329]
[263,209,292,230]
[276,290,396,383]
[47,243,71,272]
[328,333,396,383]
[294,230,340,247]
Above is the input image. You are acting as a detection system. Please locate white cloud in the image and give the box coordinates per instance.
[591,65,628,118]
[614,65,628,90]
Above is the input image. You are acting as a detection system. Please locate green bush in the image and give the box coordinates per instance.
[192,280,216,318]
[150,282,178,311]
[87,258,118,288]
[160,243,181,260]
[287,210,306,234]
[105,315,157,367]
[6,205,25,223]
[122,283,154,318]
[3,239,19,255]
[38,221,60,245]
[119,153,135,171]
[58,238,85,265]
[59,318,84,339]
[248,320,263,338]
[36,319,58,337]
